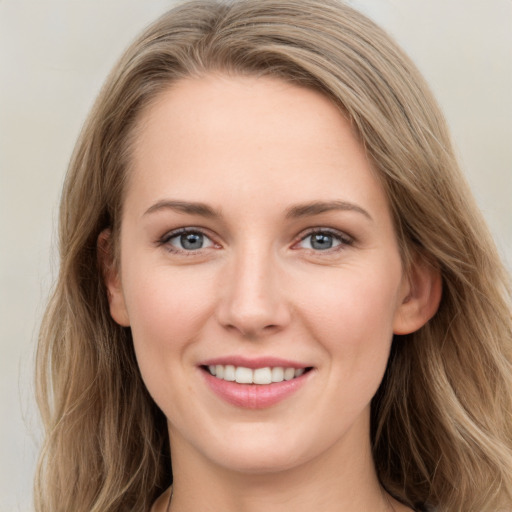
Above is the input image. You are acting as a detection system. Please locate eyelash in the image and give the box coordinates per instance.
[158,227,217,255]
[157,227,354,255]
[292,228,354,253]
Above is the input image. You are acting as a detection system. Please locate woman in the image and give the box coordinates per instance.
[35,1,512,511]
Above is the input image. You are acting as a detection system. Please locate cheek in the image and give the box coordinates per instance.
[298,262,403,420]
[122,267,215,372]
[296,261,403,360]
[121,268,219,416]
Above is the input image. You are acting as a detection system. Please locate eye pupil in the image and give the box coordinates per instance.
[181,232,204,250]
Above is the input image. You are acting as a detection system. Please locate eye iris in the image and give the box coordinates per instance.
[311,233,333,250]
[180,232,203,250]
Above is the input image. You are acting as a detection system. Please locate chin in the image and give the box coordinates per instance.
[196,422,325,475]
[214,447,307,475]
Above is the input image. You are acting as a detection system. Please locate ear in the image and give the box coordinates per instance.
[97,229,130,327]
[393,254,442,335]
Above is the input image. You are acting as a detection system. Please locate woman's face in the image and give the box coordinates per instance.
[107,74,428,474]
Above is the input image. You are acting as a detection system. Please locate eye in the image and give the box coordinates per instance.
[162,229,215,252]
[296,230,352,251]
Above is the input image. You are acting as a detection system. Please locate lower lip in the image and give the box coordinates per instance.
[201,369,311,409]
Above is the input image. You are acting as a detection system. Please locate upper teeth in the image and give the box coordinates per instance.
[208,365,305,384]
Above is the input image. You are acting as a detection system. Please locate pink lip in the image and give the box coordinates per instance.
[200,365,313,409]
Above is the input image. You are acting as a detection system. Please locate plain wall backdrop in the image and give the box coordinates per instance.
[1,0,511,510]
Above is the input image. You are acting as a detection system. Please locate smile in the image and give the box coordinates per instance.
[200,359,314,409]
[206,365,308,384]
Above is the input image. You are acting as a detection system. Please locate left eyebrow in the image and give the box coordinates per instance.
[285,200,373,221]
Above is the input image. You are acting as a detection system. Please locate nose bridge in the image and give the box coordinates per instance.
[217,238,289,337]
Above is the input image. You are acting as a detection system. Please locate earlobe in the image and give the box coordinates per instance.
[97,229,130,327]
[393,255,442,335]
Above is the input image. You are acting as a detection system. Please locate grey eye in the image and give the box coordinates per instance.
[310,233,335,250]
[181,232,203,250]
[297,232,345,251]
[168,231,214,251]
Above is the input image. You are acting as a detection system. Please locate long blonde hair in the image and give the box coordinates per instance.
[35,1,512,510]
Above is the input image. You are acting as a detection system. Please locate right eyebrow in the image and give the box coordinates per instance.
[143,199,222,218]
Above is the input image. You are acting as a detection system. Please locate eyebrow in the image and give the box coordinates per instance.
[143,200,221,218]
[143,199,372,221]
[285,200,373,221]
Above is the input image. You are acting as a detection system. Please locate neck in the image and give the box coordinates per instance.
[165,422,399,512]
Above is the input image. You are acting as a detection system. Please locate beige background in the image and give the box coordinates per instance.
[1,0,511,510]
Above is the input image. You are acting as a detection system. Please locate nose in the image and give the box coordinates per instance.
[215,244,292,339]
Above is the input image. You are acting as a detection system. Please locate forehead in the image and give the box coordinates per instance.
[133,73,350,158]
[125,74,389,220]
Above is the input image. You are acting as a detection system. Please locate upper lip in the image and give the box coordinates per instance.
[199,356,310,369]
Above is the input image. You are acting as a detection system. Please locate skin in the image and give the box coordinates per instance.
[105,74,440,512]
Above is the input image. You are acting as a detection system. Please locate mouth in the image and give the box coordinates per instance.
[201,365,313,385]
[199,359,314,409]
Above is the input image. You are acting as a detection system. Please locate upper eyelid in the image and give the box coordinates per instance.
[161,226,215,240]
[295,227,353,243]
